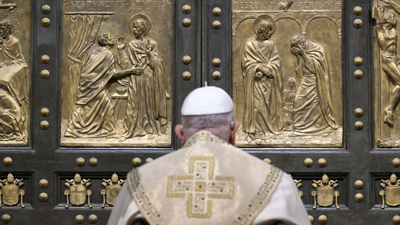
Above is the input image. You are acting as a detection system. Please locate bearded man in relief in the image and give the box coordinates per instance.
[242,15,283,143]
[117,14,169,140]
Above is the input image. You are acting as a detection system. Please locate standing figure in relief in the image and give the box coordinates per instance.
[0,19,27,141]
[282,78,296,131]
[290,35,338,135]
[117,14,169,140]
[242,15,283,143]
[375,0,400,128]
[65,33,143,138]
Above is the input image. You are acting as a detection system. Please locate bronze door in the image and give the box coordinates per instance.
[0,0,397,224]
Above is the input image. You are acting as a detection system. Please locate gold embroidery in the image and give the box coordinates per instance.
[128,169,168,225]
[232,166,283,225]
[167,156,234,218]
[183,131,229,148]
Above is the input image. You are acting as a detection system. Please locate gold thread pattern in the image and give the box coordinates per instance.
[232,166,283,225]
[167,156,234,218]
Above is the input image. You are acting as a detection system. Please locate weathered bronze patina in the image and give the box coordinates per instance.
[232,0,343,147]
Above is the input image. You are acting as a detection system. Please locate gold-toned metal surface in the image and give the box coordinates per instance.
[41,55,50,64]
[61,3,173,148]
[75,215,84,224]
[42,18,50,27]
[308,215,314,223]
[232,0,343,148]
[182,18,191,27]
[213,7,222,16]
[88,215,97,224]
[354,57,363,66]
[42,5,51,14]
[182,71,191,81]
[354,108,364,117]
[1,214,10,224]
[101,173,125,207]
[39,192,48,202]
[263,158,271,164]
[132,158,141,167]
[41,70,50,79]
[353,19,362,28]
[182,5,191,14]
[318,158,326,167]
[145,158,153,163]
[212,58,221,67]
[0,173,25,208]
[40,108,49,117]
[394,215,400,225]
[355,193,363,202]
[355,180,363,189]
[379,173,400,208]
[289,174,303,198]
[354,70,363,79]
[394,158,400,168]
[182,55,191,65]
[354,6,362,15]
[64,173,92,208]
[76,157,85,167]
[318,215,327,224]
[89,157,97,167]
[3,157,12,167]
[354,121,364,130]
[212,71,221,80]
[212,20,221,29]
[40,121,49,130]
[304,158,313,167]
[312,174,339,209]
[39,179,48,189]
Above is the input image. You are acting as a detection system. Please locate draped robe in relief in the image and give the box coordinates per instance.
[293,41,338,135]
[65,45,116,138]
[118,37,167,138]
[0,36,27,138]
[242,37,283,137]
[108,131,310,225]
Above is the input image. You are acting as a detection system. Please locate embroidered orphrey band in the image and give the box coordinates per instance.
[231,166,283,225]
[128,169,168,225]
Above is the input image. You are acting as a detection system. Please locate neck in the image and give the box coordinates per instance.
[255,34,266,42]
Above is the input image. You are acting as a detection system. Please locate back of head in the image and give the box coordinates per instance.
[181,86,234,141]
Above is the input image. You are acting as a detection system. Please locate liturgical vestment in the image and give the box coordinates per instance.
[108,131,310,225]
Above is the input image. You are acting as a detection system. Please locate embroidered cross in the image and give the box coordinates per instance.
[167,156,234,218]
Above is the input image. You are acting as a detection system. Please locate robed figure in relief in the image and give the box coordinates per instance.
[242,15,283,143]
[65,33,143,138]
[117,14,169,140]
[290,35,338,135]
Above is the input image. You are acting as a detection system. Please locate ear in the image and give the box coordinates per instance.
[175,124,185,145]
[229,121,240,145]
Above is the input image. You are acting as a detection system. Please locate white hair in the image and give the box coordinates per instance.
[182,111,234,141]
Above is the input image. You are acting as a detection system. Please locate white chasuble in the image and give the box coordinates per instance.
[108,131,310,225]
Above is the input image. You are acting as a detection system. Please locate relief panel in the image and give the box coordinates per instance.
[373,0,400,148]
[232,0,343,147]
[0,1,31,146]
[60,0,173,147]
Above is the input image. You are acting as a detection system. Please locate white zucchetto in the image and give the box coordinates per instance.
[181,86,234,116]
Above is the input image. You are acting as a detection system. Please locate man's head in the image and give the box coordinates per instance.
[290,35,306,55]
[175,86,239,145]
[384,9,397,27]
[288,77,296,88]
[98,32,116,47]
[0,20,12,39]
[256,21,273,40]
[132,19,147,38]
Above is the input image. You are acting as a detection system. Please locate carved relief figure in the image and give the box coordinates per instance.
[0,19,27,141]
[64,173,92,208]
[282,78,296,131]
[290,35,338,135]
[380,173,400,208]
[101,173,125,207]
[311,173,339,210]
[375,1,400,128]
[0,173,25,208]
[117,14,169,140]
[64,33,143,138]
[242,15,283,143]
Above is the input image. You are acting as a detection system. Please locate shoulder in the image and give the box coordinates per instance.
[8,36,20,45]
